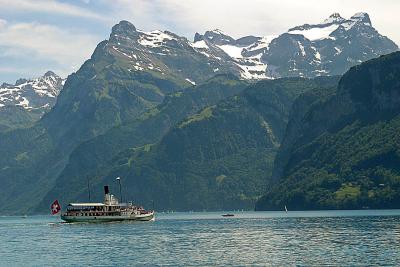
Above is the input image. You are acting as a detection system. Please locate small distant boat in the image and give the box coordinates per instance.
[21,214,28,218]
[60,185,155,223]
[222,214,235,217]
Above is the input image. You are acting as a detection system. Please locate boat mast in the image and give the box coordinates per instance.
[116,177,122,203]
[87,176,91,201]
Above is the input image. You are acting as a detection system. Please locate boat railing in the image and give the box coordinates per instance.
[65,206,144,216]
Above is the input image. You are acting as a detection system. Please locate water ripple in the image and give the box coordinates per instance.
[0,210,399,266]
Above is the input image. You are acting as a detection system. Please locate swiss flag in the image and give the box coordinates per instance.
[51,200,61,215]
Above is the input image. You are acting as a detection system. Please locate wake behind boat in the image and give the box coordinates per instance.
[59,185,154,223]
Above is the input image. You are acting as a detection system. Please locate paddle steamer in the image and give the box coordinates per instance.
[61,186,154,222]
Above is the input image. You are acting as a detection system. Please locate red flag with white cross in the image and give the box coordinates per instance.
[51,200,61,215]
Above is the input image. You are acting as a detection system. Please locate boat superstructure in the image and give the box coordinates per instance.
[61,186,154,223]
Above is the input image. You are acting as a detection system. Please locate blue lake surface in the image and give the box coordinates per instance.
[1,210,400,266]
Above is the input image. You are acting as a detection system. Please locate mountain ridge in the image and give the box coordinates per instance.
[256,52,400,211]
[0,71,64,111]
[193,12,398,79]
[84,12,398,82]
[0,71,64,131]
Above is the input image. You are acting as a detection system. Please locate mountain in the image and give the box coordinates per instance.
[39,76,339,212]
[0,74,248,214]
[0,71,64,131]
[0,13,396,214]
[194,12,398,79]
[0,21,194,214]
[98,21,242,85]
[256,51,400,211]
[36,74,250,210]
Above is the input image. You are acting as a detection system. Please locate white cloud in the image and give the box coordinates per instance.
[0,21,101,78]
[0,19,6,28]
[0,66,21,73]
[0,0,106,21]
[100,0,168,31]
[0,66,40,77]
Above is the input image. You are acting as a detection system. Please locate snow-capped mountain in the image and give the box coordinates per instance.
[270,12,399,77]
[0,71,64,112]
[105,21,275,83]
[104,12,397,83]
[193,12,398,79]
[1,12,391,110]
[103,21,243,86]
[193,29,278,79]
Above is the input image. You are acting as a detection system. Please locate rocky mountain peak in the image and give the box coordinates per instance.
[203,29,235,45]
[330,12,342,18]
[111,20,137,35]
[44,70,58,77]
[323,13,346,24]
[15,78,28,86]
[194,32,203,42]
[350,12,371,26]
[1,82,12,88]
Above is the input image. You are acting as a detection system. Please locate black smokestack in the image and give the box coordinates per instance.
[104,185,109,195]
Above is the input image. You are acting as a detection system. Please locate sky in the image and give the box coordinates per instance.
[0,0,399,83]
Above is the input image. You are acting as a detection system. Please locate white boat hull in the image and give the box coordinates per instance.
[61,211,155,223]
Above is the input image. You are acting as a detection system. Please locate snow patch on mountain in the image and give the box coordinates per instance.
[191,40,209,49]
[248,35,277,51]
[217,44,244,58]
[236,61,268,79]
[185,78,196,85]
[334,47,343,55]
[289,24,339,41]
[297,41,306,56]
[138,30,175,48]
[315,50,321,61]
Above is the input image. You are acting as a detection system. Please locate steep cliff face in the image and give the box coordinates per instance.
[257,52,400,211]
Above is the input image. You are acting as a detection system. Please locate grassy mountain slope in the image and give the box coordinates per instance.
[37,75,249,211]
[256,52,400,210]
[0,106,40,132]
[44,77,338,212]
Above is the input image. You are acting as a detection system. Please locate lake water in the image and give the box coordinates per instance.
[1,210,399,266]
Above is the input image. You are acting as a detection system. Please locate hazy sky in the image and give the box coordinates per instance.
[0,0,399,82]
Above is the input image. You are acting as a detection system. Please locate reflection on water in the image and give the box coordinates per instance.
[1,210,399,266]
